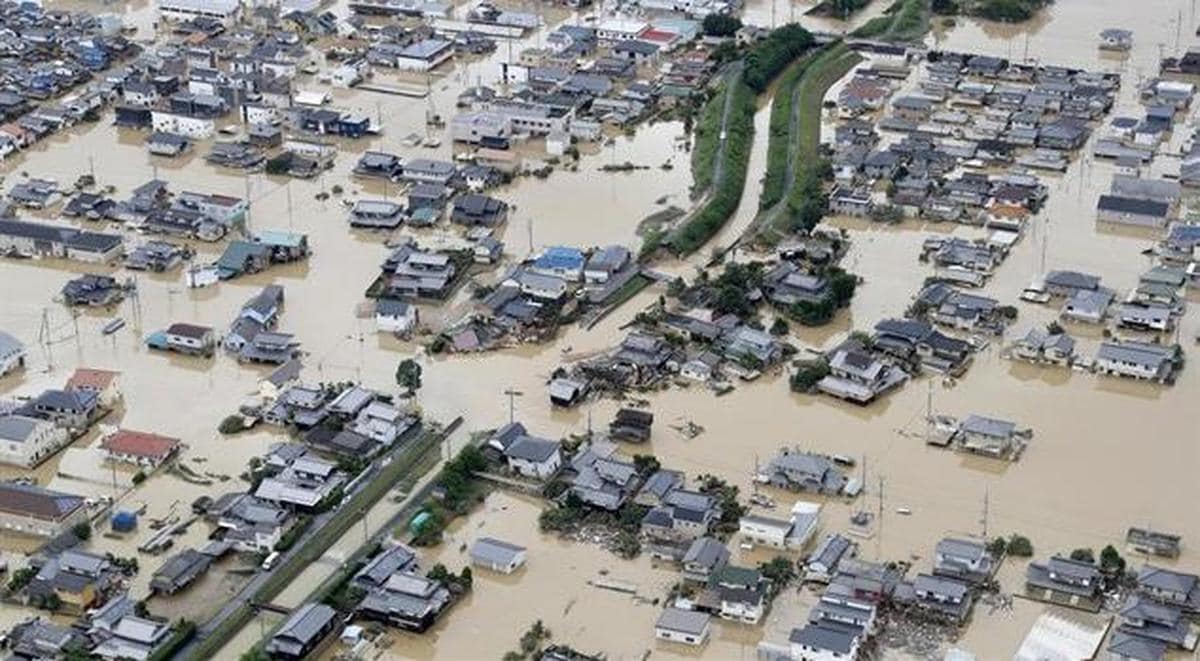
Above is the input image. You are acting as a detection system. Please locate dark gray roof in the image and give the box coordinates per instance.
[1138,565,1198,595]
[504,435,559,462]
[788,620,863,654]
[1098,194,1169,217]
[272,603,335,646]
[354,543,417,588]
[682,537,728,569]
[1107,631,1167,661]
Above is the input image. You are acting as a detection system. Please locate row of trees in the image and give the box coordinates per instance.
[744,24,817,93]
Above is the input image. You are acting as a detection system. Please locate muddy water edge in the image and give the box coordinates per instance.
[0,0,1194,658]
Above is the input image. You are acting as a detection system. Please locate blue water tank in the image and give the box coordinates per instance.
[111,511,137,532]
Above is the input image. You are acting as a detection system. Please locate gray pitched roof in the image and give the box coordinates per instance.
[655,607,709,636]
[504,436,559,462]
[272,603,335,646]
[470,537,526,566]
[788,620,863,654]
[0,415,42,443]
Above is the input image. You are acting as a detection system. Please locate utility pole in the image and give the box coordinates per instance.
[243,174,253,235]
[981,488,990,541]
[71,309,80,350]
[876,476,884,561]
[1176,10,1183,55]
[128,276,142,330]
[503,388,523,424]
[39,308,53,370]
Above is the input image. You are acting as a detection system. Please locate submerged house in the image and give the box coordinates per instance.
[755,449,848,495]
[872,319,972,374]
[953,415,1022,458]
[1025,555,1104,612]
[817,343,908,404]
[1010,328,1075,366]
[1094,341,1180,383]
[357,572,452,632]
[265,603,337,660]
[566,442,640,510]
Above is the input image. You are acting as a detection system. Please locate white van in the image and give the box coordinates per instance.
[261,551,281,571]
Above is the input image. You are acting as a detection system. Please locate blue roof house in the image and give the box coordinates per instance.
[529,246,585,282]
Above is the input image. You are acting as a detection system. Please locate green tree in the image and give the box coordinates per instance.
[7,567,35,592]
[72,522,92,541]
[1007,534,1034,557]
[1100,544,1126,575]
[632,454,661,475]
[987,536,1007,557]
[519,619,551,655]
[702,14,743,36]
[1069,548,1095,564]
[759,556,797,593]
[239,647,270,661]
[790,359,830,392]
[395,358,423,394]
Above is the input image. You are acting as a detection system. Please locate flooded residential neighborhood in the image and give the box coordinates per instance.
[0,0,1196,659]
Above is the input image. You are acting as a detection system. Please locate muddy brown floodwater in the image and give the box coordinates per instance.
[0,0,1195,658]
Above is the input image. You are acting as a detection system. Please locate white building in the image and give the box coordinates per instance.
[469,537,527,574]
[0,330,25,376]
[482,99,571,136]
[375,299,419,335]
[158,0,241,25]
[655,608,711,646]
[393,39,454,72]
[595,18,648,42]
[0,415,69,468]
[450,112,511,144]
[738,501,820,550]
[242,104,279,126]
[503,435,562,479]
[175,191,247,225]
[151,110,215,139]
